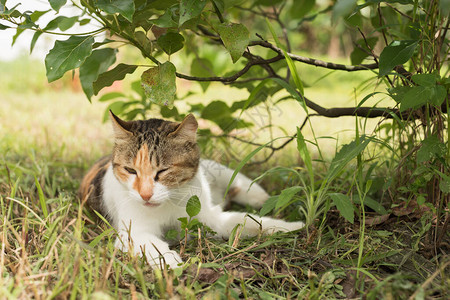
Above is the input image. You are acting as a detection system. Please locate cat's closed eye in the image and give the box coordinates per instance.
[124,167,137,175]
[155,168,169,181]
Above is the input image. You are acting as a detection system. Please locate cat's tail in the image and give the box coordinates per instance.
[200,159,269,209]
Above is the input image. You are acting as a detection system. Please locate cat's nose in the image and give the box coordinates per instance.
[140,192,153,202]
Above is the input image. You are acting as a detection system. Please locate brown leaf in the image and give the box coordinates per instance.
[260,250,276,266]
[392,205,415,217]
[197,268,222,284]
[340,270,357,299]
[151,26,167,39]
[365,214,390,226]
[392,200,431,218]
[225,262,256,279]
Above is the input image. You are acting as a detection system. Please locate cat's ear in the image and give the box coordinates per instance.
[109,110,133,140]
[170,114,198,140]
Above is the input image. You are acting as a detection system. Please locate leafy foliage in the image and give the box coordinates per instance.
[216,22,249,63]
[79,48,117,100]
[141,61,177,108]
[44,35,94,82]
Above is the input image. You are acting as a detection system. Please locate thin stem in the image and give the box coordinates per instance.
[26,27,106,36]
[250,39,379,72]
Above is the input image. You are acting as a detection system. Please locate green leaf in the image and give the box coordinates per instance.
[103,101,126,122]
[297,128,314,185]
[96,0,135,22]
[211,0,225,14]
[1,4,20,16]
[284,53,304,96]
[152,9,178,28]
[275,186,302,210]
[329,193,354,224]
[157,32,185,55]
[438,174,450,194]
[378,40,418,77]
[271,78,307,111]
[12,28,25,46]
[417,135,446,163]
[35,177,48,219]
[165,229,179,240]
[46,16,77,31]
[89,228,113,247]
[135,31,152,55]
[332,0,357,23]
[93,63,138,95]
[141,61,176,108]
[131,80,145,97]
[353,195,388,215]
[179,0,207,26]
[98,92,125,102]
[190,57,214,92]
[31,16,78,53]
[327,137,370,184]
[402,75,447,108]
[178,217,188,229]
[49,0,67,12]
[45,35,95,82]
[411,74,437,87]
[188,218,201,229]
[433,169,450,194]
[201,101,230,120]
[55,16,78,31]
[160,106,179,118]
[79,48,117,100]
[364,196,388,215]
[430,85,447,106]
[186,195,201,217]
[399,86,431,112]
[0,23,9,30]
[416,195,426,206]
[223,136,289,200]
[266,19,304,96]
[216,23,249,63]
[260,196,279,216]
[79,18,91,25]
[290,0,315,19]
[239,80,271,113]
[30,10,50,22]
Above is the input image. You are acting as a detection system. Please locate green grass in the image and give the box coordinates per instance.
[0,57,448,298]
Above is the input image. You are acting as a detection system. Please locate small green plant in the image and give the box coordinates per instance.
[259,132,371,233]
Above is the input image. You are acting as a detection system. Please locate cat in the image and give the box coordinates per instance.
[79,111,304,269]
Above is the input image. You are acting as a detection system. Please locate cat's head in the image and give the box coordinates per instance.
[109,110,200,207]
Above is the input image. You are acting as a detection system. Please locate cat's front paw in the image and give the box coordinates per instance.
[233,184,269,209]
[147,250,183,270]
[247,188,270,208]
[283,221,305,232]
[265,220,305,234]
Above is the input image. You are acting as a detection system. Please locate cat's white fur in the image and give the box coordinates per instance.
[102,159,304,269]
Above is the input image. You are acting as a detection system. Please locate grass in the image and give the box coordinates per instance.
[0,57,449,298]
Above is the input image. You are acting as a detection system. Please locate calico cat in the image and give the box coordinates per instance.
[79,111,304,269]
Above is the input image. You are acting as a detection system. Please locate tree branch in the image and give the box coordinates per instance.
[175,54,283,82]
[250,39,378,72]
